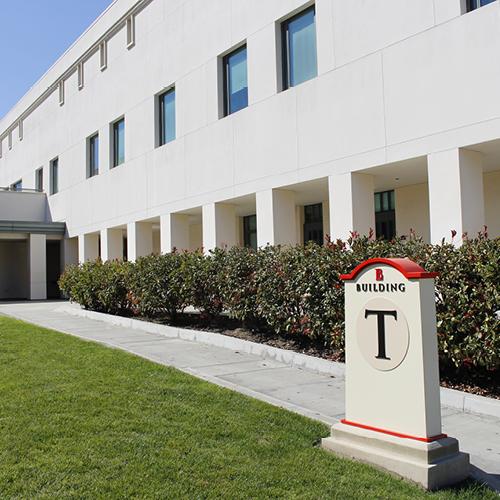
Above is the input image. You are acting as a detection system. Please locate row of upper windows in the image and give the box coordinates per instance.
[38,6,316,195]
[42,87,175,194]
[222,6,317,116]
[0,0,495,161]
[10,1,493,191]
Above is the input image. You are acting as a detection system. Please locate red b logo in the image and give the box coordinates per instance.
[376,269,384,281]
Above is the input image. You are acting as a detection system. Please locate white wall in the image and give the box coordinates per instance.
[395,184,430,242]
[484,170,500,238]
[0,0,499,242]
[0,192,48,222]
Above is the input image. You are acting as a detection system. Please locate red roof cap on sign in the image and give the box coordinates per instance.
[340,258,438,281]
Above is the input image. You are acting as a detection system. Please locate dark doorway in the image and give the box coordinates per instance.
[304,203,323,245]
[46,240,62,299]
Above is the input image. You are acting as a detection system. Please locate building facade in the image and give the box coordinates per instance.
[1,0,499,299]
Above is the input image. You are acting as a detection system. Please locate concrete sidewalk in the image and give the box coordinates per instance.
[0,301,499,491]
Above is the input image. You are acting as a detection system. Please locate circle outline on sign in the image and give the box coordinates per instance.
[356,297,410,372]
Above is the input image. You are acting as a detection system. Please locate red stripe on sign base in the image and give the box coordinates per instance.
[340,419,447,443]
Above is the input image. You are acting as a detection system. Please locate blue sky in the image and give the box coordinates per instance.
[0,0,114,119]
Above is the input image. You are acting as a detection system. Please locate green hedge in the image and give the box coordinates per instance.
[59,235,500,372]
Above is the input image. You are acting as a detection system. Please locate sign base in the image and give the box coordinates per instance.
[322,422,470,490]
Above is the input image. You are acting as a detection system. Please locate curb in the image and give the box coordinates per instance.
[57,304,500,420]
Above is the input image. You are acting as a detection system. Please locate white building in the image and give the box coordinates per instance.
[1,0,499,300]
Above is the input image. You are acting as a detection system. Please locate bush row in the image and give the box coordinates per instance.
[59,234,500,372]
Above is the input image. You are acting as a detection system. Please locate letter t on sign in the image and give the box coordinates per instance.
[364,309,397,360]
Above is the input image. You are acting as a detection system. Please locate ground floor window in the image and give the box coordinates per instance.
[375,190,396,240]
[243,215,257,250]
[304,203,323,245]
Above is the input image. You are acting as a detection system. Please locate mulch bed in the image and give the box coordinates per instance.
[143,312,500,400]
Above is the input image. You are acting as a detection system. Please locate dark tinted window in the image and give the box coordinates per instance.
[243,214,257,250]
[304,203,323,245]
[282,6,317,90]
[223,45,248,116]
[159,88,176,146]
[112,119,125,167]
[375,190,396,240]
[88,133,99,178]
[467,0,496,11]
[50,158,59,195]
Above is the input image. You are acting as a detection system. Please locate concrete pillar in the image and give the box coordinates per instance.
[202,203,238,252]
[322,200,330,244]
[78,233,99,263]
[127,221,153,262]
[256,189,298,247]
[100,228,124,261]
[62,237,79,269]
[160,213,190,253]
[328,172,375,241]
[428,148,485,243]
[28,233,47,300]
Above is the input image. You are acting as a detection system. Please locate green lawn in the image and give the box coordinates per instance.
[0,316,494,499]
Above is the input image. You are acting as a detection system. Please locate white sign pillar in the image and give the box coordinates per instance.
[322,258,469,490]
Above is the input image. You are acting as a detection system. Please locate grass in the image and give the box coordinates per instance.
[0,316,494,499]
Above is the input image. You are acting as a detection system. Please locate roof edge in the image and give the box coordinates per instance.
[340,258,438,281]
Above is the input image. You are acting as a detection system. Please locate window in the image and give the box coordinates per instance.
[11,180,22,191]
[50,157,59,195]
[87,133,99,178]
[158,88,176,146]
[35,167,43,192]
[467,0,496,11]
[375,190,396,240]
[303,203,323,245]
[243,215,257,250]
[281,6,317,90]
[112,118,125,167]
[223,45,248,116]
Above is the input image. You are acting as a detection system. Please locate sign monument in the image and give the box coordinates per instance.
[322,258,469,490]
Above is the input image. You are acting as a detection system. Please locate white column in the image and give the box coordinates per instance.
[428,148,485,244]
[329,172,375,241]
[202,203,238,252]
[62,237,78,269]
[256,189,298,247]
[127,221,153,262]
[100,228,123,261]
[28,234,47,300]
[78,233,99,263]
[160,213,190,253]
